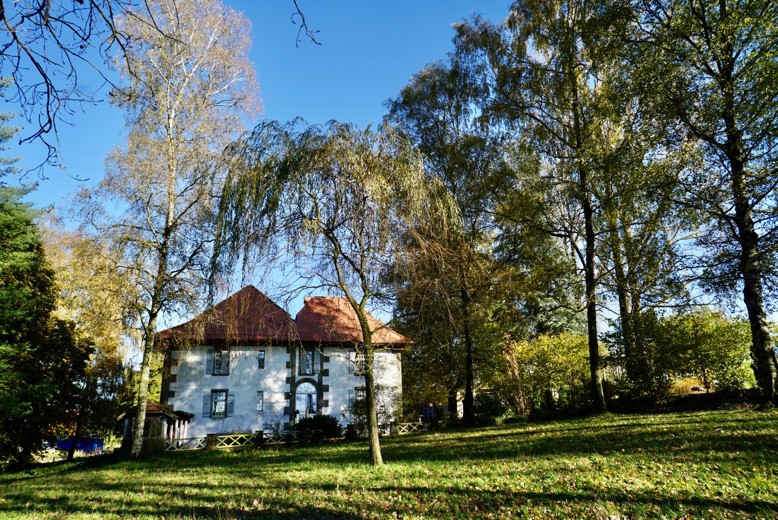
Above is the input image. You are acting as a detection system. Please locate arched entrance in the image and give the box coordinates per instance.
[295,381,318,420]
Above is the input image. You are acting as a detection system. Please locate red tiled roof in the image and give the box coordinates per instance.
[294,296,410,347]
[158,286,410,348]
[158,285,295,343]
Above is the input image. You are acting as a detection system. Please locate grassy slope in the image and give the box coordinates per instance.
[1,409,776,519]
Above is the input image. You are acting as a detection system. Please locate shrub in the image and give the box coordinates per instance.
[472,392,509,425]
[501,333,591,416]
[612,309,755,401]
[294,415,342,441]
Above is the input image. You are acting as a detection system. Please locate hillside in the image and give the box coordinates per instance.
[1,409,776,518]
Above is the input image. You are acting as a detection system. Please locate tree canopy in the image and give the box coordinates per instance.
[0,185,93,468]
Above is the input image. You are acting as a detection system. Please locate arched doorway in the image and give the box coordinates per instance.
[295,381,317,420]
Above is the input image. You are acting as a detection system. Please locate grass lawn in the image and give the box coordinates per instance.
[1,409,776,518]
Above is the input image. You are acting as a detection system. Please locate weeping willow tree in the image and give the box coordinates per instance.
[214,120,453,465]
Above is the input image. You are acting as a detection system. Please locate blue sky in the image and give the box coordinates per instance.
[12,1,511,210]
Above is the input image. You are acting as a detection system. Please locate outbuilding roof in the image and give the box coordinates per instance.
[118,401,194,422]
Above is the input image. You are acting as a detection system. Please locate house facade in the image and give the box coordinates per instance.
[159,286,407,437]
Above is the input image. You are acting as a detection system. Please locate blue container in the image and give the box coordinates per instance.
[56,438,104,453]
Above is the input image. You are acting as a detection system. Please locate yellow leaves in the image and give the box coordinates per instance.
[505,332,590,404]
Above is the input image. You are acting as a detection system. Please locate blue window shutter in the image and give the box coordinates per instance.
[224,350,230,375]
[203,393,211,417]
[348,352,355,373]
[314,349,321,373]
[206,348,214,374]
[227,392,235,417]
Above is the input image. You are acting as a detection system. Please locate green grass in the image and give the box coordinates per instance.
[1,409,777,518]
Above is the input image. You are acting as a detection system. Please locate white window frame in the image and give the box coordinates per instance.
[211,389,228,418]
[299,347,318,375]
[354,351,367,376]
[349,386,366,406]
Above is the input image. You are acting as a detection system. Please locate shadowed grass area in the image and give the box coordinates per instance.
[1,409,776,518]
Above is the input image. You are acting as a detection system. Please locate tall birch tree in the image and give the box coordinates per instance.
[80,0,258,458]
[628,0,778,402]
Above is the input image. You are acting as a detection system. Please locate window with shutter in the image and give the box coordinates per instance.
[256,391,264,413]
[211,389,228,418]
[257,350,266,369]
[213,348,230,375]
[227,392,235,417]
[205,348,214,374]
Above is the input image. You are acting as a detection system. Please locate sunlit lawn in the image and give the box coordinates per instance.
[1,409,776,518]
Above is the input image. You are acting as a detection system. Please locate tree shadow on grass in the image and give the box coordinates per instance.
[6,410,774,478]
[2,411,776,517]
[376,413,778,464]
[0,451,126,483]
[1,473,776,518]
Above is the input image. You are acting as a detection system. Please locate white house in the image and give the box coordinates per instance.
[159,286,408,437]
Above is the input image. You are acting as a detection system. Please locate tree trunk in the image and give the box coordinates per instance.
[131,107,178,458]
[129,237,168,459]
[129,230,168,459]
[67,376,92,462]
[460,286,475,425]
[352,305,383,466]
[582,186,608,412]
[719,41,777,403]
[363,344,383,465]
[568,45,607,413]
[732,165,776,403]
[67,417,83,462]
[447,389,458,418]
[609,218,639,382]
[130,320,157,459]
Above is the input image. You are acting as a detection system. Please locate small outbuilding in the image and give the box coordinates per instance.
[119,401,194,455]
